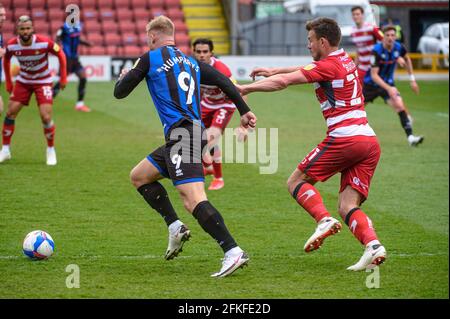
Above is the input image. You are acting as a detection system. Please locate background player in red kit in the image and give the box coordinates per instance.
[238,18,386,271]
[350,5,384,85]
[193,38,247,190]
[0,16,67,165]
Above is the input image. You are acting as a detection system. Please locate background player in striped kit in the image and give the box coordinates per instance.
[238,18,386,271]
[114,16,257,278]
[0,16,67,165]
[0,3,6,116]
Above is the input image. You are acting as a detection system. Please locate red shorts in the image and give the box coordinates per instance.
[201,106,235,131]
[298,135,381,200]
[357,69,367,86]
[10,81,53,106]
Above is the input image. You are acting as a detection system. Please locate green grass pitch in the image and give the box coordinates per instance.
[0,80,448,298]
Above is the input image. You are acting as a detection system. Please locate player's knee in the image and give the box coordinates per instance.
[338,203,354,219]
[129,168,144,188]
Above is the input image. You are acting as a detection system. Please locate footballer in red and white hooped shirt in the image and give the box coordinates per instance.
[237,17,386,271]
[350,6,384,85]
[193,38,247,191]
[0,16,67,166]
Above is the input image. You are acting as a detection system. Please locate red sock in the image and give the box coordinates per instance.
[212,147,222,179]
[293,182,331,223]
[2,118,15,146]
[43,124,55,147]
[345,208,378,246]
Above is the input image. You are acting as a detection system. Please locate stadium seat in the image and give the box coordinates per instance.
[46,0,63,10]
[132,0,148,10]
[33,21,50,35]
[173,20,188,33]
[123,45,142,57]
[136,19,149,33]
[98,1,114,10]
[1,23,15,34]
[114,0,130,9]
[82,10,99,21]
[13,9,30,22]
[99,10,116,21]
[105,45,118,56]
[48,9,66,22]
[116,10,133,22]
[167,8,184,20]
[151,9,167,18]
[119,22,136,34]
[122,32,139,46]
[86,33,104,46]
[79,46,89,55]
[3,32,15,43]
[80,0,96,10]
[84,20,101,33]
[148,0,163,8]
[63,0,81,9]
[165,0,182,8]
[13,0,29,10]
[105,33,122,46]
[31,9,48,21]
[1,0,12,10]
[89,46,107,55]
[50,22,63,37]
[138,33,149,46]
[33,0,46,9]
[102,20,119,33]
[175,33,190,47]
[133,10,151,22]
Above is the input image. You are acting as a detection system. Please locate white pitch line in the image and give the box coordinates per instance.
[436,112,449,118]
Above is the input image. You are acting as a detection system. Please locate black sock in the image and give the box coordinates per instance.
[398,110,413,137]
[78,78,87,101]
[52,82,60,98]
[137,182,179,226]
[192,201,237,253]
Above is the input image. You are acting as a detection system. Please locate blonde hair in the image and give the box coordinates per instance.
[146,15,174,36]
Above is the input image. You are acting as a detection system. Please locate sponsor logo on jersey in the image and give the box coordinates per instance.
[303,63,316,71]
[53,43,60,52]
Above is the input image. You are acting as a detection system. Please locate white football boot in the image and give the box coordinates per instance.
[303,217,342,253]
[0,147,11,163]
[46,147,57,166]
[164,223,191,260]
[211,247,249,278]
[347,243,387,271]
[408,135,424,147]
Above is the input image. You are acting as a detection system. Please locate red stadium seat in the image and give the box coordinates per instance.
[98,1,114,10]
[135,19,149,33]
[122,32,138,46]
[138,33,148,46]
[63,0,81,9]
[175,33,190,47]
[133,10,151,22]
[33,0,46,9]
[86,33,104,46]
[31,9,48,21]
[33,22,50,36]
[84,20,102,33]
[89,46,106,55]
[50,22,63,37]
[148,0,163,8]
[102,21,119,34]
[80,0,96,9]
[132,0,148,9]
[13,9,30,22]
[150,9,167,18]
[173,20,188,33]
[99,10,116,21]
[3,32,16,43]
[118,22,136,34]
[123,45,142,57]
[13,0,29,9]
[116,10,133,21]
[1,0,12,10]
[105,45,118,56]
[82,10,99,21]
[105,33,122,46]
[79,45,89,55]
[47,0,64,10]
[2,23,15,34]
[165,0,181,8]
[48,9,66,22]
[114,0,130,9]
[167,8,184,20]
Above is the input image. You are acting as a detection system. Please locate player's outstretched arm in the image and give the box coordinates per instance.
[114,53,149,99]
[238,69,308,96]
[250,66,300,80]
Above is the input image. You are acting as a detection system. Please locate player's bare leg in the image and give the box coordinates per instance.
[130,158,189,260]
[387,95,423,146]
[176,182,249,277]
[74,69,90,112]
[38,103,57,165]
[205,126,224,190]
[287,168,342,252]
[338,186,386,271]
[0,95,4,116]
[0,100,24,163]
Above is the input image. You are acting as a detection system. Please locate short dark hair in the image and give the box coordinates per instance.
[193,38,214,51]
[305,17,341,47]
[382,25,397,34]
[351,6,364,14]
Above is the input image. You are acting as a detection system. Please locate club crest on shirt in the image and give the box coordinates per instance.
[53,43,60,52]
[303,63,316,71]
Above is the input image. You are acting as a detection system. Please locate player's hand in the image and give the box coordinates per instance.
[0,48,6,59]
[60,82,67,90]
[250,68,274,80]
[234,126,249,143]
[6,83,13,94]
[387,86,400,100]
[397,57,406,68]
[410,80,419,95]
[119,68,130,80]
[240,111,257,130]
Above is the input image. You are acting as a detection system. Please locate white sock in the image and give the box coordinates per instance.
[2,145,10,153]
[367,240,381,248]
[76,101,84,107]
[47,146,55,152]
[225,246,243,257]
[168,220,183,234]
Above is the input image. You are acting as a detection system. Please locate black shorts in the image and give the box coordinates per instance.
[147,120,207,186]
[67,58,84,74]
[363,84,390,103]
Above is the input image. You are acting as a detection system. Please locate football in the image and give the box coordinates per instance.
[22,230,55,260]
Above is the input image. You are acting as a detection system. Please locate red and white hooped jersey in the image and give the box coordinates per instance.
[301,49,376,138]
[6,34,60,85]
[351,23,383,72]
[200,57,236,110]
